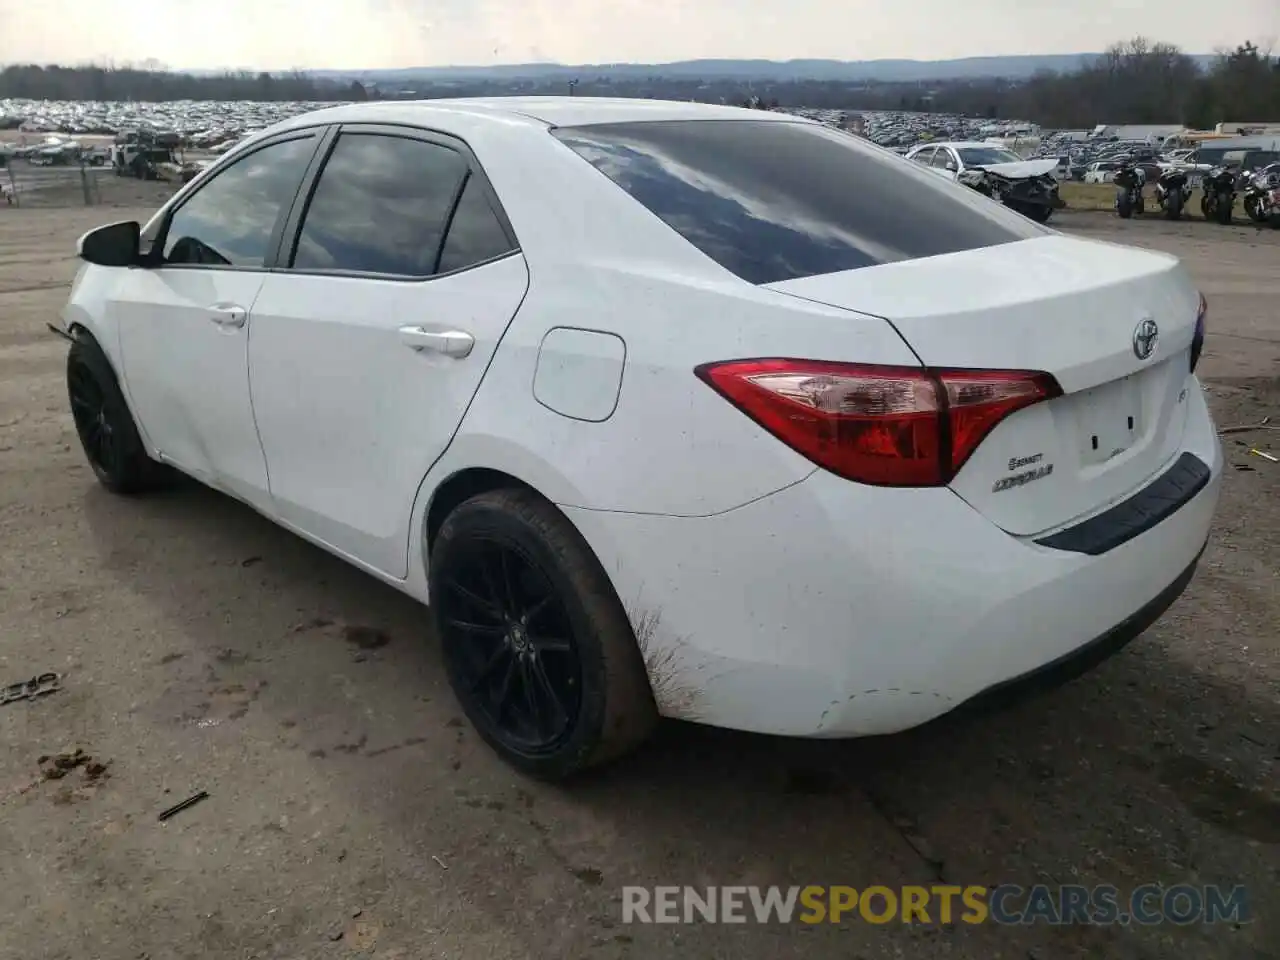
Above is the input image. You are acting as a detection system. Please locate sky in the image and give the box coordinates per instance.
[1,0,1278,71]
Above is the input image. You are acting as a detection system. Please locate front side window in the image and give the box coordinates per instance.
[291,133,468,276]
[911,147,935,166]
[163,136,317,267]
[554,120,1044,286]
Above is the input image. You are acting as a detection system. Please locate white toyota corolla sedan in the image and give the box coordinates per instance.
[58,98,1221,778]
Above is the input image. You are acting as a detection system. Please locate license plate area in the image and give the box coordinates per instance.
[1074,374,1145,466]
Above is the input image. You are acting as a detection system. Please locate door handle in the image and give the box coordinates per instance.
[209,303,247,329]
[398,326,474,359]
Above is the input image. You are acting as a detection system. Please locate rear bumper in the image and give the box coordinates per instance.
[563,384,1222,738]
[950,542,1203,719]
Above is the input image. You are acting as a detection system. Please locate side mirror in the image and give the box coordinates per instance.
[77,221,141,267]
[945,161,958,172]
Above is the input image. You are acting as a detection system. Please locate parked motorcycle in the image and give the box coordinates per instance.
[1199,166,1237,224]
[1113,160,1145,219]
[1153,168,1192,220]
[1242,163,1280,224]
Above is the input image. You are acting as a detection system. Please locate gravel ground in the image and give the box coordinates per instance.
[0,196,1277,960]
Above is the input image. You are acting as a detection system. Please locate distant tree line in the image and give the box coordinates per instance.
[925,39,1280,129]
[0,64,370,103]
[1,38,1277,129]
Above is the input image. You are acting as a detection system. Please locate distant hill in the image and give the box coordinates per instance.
[310,54,1218,84]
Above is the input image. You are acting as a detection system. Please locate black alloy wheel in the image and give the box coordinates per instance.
[68,360,119,480]
[431,488,657,779]
[438,536,582,753]
[66,333,169,494]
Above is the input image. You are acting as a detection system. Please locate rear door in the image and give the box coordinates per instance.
[248,124,528,577]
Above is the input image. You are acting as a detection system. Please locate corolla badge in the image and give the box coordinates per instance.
[1132,318,1159,360]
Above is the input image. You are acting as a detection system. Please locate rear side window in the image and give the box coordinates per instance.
[553,120,1044,285]
[292,133,467,276]
[436,174,516,274]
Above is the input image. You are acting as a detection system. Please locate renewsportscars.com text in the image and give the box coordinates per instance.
[621,884,1251,926]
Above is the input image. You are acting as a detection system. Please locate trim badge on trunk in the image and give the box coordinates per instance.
[1133,318,1159,360]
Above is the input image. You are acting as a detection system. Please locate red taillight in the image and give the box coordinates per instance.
[1190,292,1207,374]
[695,359,1061,487]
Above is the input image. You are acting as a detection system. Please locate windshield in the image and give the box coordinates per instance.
[957,147,1022,166]
[553,120,1044,285]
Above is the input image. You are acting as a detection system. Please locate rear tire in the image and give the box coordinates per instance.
[1166,193,1183,220]
[67,333,171,494]
[430,488,657,780]
[1215,193,1232,225]
[1024,204,1052,223]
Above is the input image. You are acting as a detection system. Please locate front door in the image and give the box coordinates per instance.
[248,127,528,577]
[114,132,322,508]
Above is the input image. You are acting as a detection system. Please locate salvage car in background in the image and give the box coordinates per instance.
[907,140,1063,222]
[57,98,1221,779]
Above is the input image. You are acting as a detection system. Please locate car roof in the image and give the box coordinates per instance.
[271,97,810,133]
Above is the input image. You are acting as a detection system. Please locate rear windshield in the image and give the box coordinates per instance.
[552,120,1045,285]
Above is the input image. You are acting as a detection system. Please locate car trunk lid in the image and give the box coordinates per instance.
[764,234,1201,536]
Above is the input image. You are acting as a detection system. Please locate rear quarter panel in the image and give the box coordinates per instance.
[442,260,923,517]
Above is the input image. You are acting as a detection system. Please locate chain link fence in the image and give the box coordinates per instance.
[2,158,181,209]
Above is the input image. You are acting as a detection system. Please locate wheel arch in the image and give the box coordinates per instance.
[425,466,543,554]
[409,432,601,583]
[65,318,157,457]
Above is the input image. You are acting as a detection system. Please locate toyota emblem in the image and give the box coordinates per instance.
[1132,318,1159,360]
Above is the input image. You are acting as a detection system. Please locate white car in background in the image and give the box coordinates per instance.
[906,141,1057,181]
[1084,161,1122,184]
[58,98,1221,779]
[906,141,1063,221]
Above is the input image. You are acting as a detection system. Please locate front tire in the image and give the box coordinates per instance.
[1166,192,1183,220]
[1023,204,1052,223]
[1116,194,1133,219]
[430,488,657,779]
[67,333,170,494]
